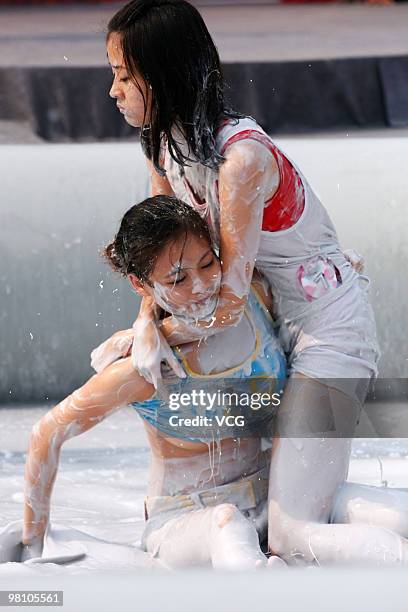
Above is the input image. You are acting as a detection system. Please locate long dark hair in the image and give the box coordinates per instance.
[107,0,243,175]
[104,196,213,283]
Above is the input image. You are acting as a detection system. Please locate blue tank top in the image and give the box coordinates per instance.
[132,289,286,442]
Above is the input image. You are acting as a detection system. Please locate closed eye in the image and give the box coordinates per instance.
[201,259,213,269]
[168,275,185,285]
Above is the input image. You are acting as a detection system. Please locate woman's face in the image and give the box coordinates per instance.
[133,233,222,321]
[107,32,151,128]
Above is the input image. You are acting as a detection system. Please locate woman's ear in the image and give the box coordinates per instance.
[128,273,150,297]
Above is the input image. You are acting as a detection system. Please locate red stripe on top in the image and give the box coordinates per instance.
[220,130,305,232]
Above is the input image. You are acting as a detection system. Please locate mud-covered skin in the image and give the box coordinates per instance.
[22,354,277,568]
[128,234,223,386]
[157,138,280,345]
[26,189,405,569]
[23,364,408,567]
[23,358,152,546]
[91,328,133,373]
[23,238,278,569]
[117,138,280,394]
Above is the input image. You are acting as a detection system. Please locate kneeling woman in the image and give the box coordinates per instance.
[22,196,287,570]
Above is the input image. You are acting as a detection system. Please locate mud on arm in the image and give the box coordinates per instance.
[23,358,153,548]
[160,139,279,345]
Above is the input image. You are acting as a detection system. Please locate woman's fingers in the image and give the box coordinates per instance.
[164,344,186,380]
[90,317,185,384]
[131,317,185,388]
[343,249,365,274]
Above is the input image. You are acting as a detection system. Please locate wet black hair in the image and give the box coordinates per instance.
[107,0,243,175]
[104,195,213,283]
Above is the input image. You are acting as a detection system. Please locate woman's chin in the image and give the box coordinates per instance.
[184,297,217,321]
[126,119,140,128]
[122,114,141,128]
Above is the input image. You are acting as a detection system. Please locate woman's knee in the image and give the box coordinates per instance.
[212,504,241,529]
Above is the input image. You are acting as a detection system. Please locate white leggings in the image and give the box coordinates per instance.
[268,374,408,566]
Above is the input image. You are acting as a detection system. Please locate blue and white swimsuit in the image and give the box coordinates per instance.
[132,289,286,442]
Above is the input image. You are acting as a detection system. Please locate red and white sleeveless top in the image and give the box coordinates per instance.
[163,117,357,324]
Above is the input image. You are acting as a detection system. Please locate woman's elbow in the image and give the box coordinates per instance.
[27,418,63,462]
[29,396,80,452]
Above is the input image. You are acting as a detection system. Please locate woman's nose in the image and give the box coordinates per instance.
[109,77,121,100]
[194,271,211,294]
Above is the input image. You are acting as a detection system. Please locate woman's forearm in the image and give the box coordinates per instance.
[23,360,153,544]
[23,412,65,545]
[158,142,272,346]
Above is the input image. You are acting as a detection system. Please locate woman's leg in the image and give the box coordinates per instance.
[145,503,284,570]
[332,482,408,537]
[268,374,408,566]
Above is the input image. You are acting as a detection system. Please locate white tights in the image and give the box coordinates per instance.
[268,374,408,566]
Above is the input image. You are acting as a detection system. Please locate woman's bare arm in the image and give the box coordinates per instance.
[23,357,153,546]
[159,140,279,345]
[91,144,277,380]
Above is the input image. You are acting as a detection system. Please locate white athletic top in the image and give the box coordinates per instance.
[164,117,356,323]
[163,117,379,382]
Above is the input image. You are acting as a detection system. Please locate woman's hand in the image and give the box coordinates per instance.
[23,357,153,549]
[20,538,43,562]
[343,249,365,274]
[131,296,186,388]
[90,329,133,373]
